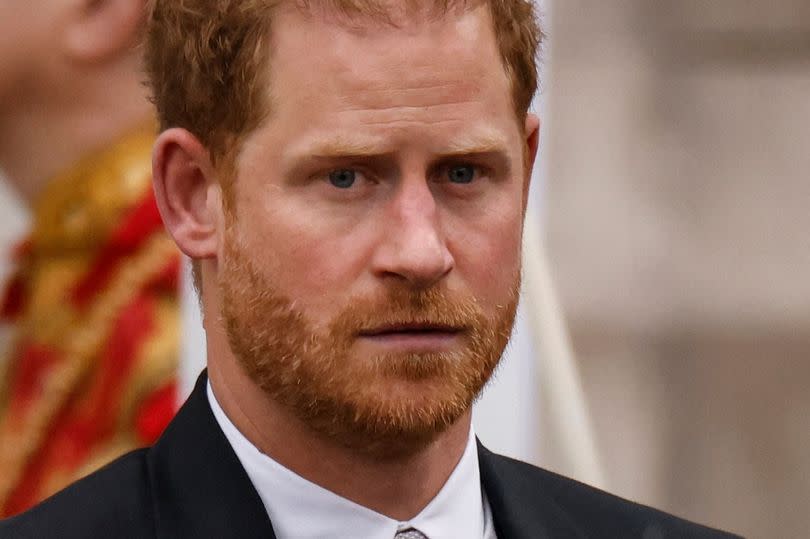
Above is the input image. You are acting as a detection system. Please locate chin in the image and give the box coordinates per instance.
[283,359,490,458]
[328,391,473,458]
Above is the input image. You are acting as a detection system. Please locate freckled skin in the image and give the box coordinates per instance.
[233,4,530,333]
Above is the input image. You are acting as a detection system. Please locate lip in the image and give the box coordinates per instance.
[357,324,463,352]
[358,323,462,337]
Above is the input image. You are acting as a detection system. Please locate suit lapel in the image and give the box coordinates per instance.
[144,375,583,539]
[477,441,586,539]
[147,372,277,539]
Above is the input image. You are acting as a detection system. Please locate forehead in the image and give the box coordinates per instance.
[260,2,518,146]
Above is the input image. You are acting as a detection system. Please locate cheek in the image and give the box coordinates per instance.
[0,9,48,86]
[0,35,27,92]
[237,195,377,310]
[451,212,524,304]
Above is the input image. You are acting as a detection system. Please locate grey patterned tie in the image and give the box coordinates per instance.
[395,528,429,539]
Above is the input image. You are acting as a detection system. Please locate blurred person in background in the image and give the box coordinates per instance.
[0,0,180,516]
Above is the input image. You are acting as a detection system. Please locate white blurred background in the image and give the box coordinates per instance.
[510,1,809,538]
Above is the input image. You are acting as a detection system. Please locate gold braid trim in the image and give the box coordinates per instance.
[0,329,14,416]
[115,296,179,433]
[0,235,178,509]
[43,297,180,500]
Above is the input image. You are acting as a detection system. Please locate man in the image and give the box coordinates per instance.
[0,0,179,516]
[1,0,740,537]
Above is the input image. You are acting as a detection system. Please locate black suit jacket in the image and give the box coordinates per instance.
[1,373,741,538]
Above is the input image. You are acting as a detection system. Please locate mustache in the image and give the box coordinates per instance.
[329,286,485,335]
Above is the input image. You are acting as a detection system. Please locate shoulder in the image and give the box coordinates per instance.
[0,449,154,539]
[480,449,743,538]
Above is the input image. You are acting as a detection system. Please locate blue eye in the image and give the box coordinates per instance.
[448,165,475,184]
[328,169,357,189]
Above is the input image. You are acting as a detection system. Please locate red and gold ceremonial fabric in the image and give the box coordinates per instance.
[0,124,180,517]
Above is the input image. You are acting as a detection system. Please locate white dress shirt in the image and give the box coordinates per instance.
[208,383,497,539]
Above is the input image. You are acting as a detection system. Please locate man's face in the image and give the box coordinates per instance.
[219,4,534,454]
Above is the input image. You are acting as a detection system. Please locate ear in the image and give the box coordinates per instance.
[152,128,223,262]
[522,112,541,205]
[64,0,144,62]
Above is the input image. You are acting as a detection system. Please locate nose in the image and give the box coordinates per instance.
[371,181,454,289]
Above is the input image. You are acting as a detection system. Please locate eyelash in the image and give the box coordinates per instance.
[324,167,375,186]
[315,163,492,190]
[442,164,497,190]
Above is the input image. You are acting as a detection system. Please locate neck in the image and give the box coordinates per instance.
[207,343,472,522]
[0,58,152,205]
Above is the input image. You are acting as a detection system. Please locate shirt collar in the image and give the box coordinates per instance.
[208,381,488,539]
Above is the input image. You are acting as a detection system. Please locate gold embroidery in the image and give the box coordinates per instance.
[0,236,178,507]
[0,123,180,513]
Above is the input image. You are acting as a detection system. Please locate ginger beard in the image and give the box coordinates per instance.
[219,227,520,456]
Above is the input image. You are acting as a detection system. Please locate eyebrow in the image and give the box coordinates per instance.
[294,137,394,160]
[286,130,513,163]
[441,132,512,157]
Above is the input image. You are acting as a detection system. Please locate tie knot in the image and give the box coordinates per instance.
[395,528,429,539]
